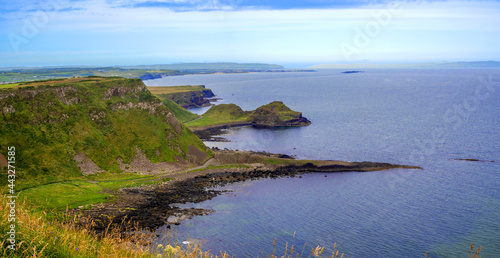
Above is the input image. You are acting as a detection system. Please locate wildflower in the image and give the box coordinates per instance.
[165,245,181,254]
[158,244,163,248]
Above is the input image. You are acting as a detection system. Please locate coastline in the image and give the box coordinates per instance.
[74,150,422,236]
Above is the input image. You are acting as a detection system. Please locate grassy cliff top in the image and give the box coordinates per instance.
[0,77,113,90]
[146,85,206,95]
[147,85,212,123]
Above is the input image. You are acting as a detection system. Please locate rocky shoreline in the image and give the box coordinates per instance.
[74,150,421,236]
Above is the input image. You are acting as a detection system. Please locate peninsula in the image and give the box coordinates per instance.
[186,102,311,140]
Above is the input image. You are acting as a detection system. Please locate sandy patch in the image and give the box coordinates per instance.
[0,152,8,168]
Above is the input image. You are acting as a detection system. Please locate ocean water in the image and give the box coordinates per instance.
[144,69,500,257]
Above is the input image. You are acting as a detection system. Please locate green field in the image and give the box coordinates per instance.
[19,172,171,210]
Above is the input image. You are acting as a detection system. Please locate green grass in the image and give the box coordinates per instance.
[20,181,110,210]
[187,104,250,127]
[0,83,20,89]
[161,98,200,123]
[18,172,172,210]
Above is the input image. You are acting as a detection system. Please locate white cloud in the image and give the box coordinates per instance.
[1,0,499,65]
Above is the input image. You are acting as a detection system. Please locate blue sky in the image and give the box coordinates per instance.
[1,0,500,68]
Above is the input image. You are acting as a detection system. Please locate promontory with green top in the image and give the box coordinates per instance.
[186,101,312,131]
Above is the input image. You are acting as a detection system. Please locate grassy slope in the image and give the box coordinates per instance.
[186,104,250,127]
[160,98,200,123]
[0,77,210,198]
[148,86,208,123]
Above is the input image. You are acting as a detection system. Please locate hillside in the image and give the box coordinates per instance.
[187,101,311,130]
[0,77,211,187]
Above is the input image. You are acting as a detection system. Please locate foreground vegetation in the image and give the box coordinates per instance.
[0,194,354,257]
[0,193,482,257]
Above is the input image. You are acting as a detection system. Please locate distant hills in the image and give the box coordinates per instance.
[120,62,284,70]
[0,62,286,84]
[309,61,500,69]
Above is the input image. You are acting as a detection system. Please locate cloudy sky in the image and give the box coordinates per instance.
[1,0,499,68]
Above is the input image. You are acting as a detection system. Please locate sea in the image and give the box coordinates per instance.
[144,69,500,257]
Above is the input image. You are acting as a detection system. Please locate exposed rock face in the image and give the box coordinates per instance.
[117,148,184,175]
[165,88,215,109]
[104,85,144,100]
[186,145,210,165]
[0,86,80,106]
[73,152,104,175]
[110,101,165,115]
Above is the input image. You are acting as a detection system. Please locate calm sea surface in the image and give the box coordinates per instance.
[144,69,500,257]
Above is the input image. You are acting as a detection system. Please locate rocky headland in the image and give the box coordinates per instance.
[186,101,311,140]
[147,85,216,109]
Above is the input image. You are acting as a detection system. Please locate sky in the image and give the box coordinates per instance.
[0,0,500,68]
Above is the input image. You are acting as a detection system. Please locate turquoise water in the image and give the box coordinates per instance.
[145,69,500,257]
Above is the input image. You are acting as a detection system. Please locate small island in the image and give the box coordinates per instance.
[342,70,364,74]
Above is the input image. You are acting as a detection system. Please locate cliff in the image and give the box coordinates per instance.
[0,77,211,182]
[147,85,216,109]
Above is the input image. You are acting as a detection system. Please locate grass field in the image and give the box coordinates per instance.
[18,172,171,210]
[0,68,187,84]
